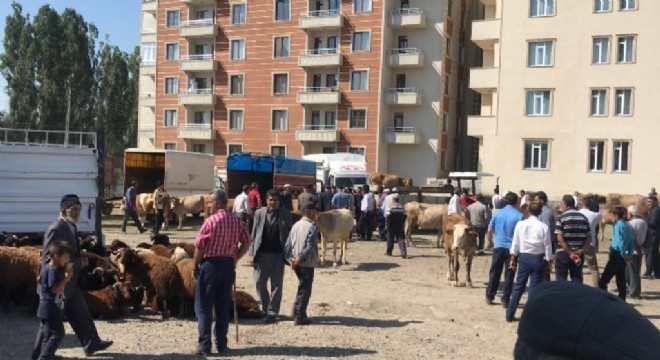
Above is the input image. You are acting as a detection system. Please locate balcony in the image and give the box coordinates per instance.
[388,48,425,68]
[383,127,421,145]
[469,67,499,94]
[142,0,157,13]
[140,61,156,76]
[297,88,341,104]
[138,125,155,140]
[295,125,340,142]
[467,115,495,137]
[384,88,423,106]
[181,0,215,4]
[299,10,343,30]
[179,19,216,38]
[472,19,501,50]
[140,92,156,108]
[298,49,342,68]
[141,28,156,43]
[179,89,217,106]
[178,123,215,140]
[390,8,426,29]
[180,54,217,72]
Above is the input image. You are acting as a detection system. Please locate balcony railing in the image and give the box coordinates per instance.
[300,87,339,93]
[181,54,213,61]
[386,87,421,94]
[299,49,342,67]
[390,8,424,15]
[301,48,339,55]
[297,87,341,104]
[383,127,421,144]
[299,124,337,131]
[385,88,423,105]
[184,88,213,95]
[295,124,340,142]
[178,122,215,140]
[389,48,420,55]
[141,28,156,35]
[299,10,343,29]
[388,48,424,67]
[180,123,212,129]
[142,0,157,13]
[390,8,426,28]
[141,60,156,66]
[180,19,214,27]
[302,10,340,17]
[179,19,216,37]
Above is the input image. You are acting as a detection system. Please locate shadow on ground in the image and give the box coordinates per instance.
[352,262,400,272]
[313,315,421,328]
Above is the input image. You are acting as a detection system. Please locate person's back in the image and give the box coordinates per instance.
[490,205,523,248]
[298,190,315,211]
[38,264,65,320]
[125,186,136,210]
[467,201,488,228]
[578,207,600,247]
[387,204,407,234]
[320,190,333,212]
[248,188,261,209]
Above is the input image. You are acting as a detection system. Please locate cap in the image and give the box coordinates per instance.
[517,281,660,360]
[284,184,291,188]
[392,193,399,199]
[60,194,81,211]
[383,188,391,193]
[392,187,398,193]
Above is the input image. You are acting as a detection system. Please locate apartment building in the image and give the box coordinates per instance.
[138,0,477,185]
[469,0,659,197]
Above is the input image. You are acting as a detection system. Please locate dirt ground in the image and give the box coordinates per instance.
[2,213,660,360]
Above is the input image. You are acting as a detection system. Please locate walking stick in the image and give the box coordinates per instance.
[233,282,239,343]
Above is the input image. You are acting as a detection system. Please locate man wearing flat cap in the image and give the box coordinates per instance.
[39,194,113,356]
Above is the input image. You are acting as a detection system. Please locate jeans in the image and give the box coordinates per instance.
[32,315,64,360]
[599,250,628,301]
[506,254,546,321]
[253,253,285,316]
[386,228,407,257]
[486,248,515,303]
[474,227,486,251]
[293,267,314,318]
[195,258,234,353]
[121,208,145,233]
[358,211,373,240]
[377,209,386,241]
[626,254,642,298]
[555,251,584,283]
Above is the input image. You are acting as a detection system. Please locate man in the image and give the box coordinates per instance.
[459,189,475,213]
[554,195,591,283]
[41,194,113,356]
[519,190,527,208]
[506,203,553,322]
[467,194,490,254]
[318,185,333,212]
[297,185,317,211]
[232,185,251,226]
[534,191,555,280]
[485,192,523,307]
[448,189,461,215]
[377,188,390,241]
[285,202,319,326]
[248,183,261,231]
[578,196,602,287]
[359,185,375,240]
[572,191,580,209]
[627,205,648,299]
[331,187,351,210]
[249,189,292,324]
[279,184,293,211]
[353,188,363,226]
[193,189,251,356]
[386,194,408,259]
[643,195,660,279]
[152,181,166,234]
[492,188,502,210]
[121,180,147,234]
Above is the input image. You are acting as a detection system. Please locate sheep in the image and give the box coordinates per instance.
[2,234,38,248]
[80,235,107,257]
[136,242,153,249]
[232,290,265,320]
[78,252,122,291]
[83,282,134,319]
[176,259,196,317]
[150,244,171,258]
[0,247,41,313]
[170,247,191,263]
[107,239,129,252]
[151,234,195,258]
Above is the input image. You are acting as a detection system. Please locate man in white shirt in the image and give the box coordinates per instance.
[491,188,503,210]
[358,185,375,240]
[382,188,397,218]
[578,196,602,287]
[506,203,553,322]
[233,185,251,225]
[627,205,648,299]
[448,189,461,215]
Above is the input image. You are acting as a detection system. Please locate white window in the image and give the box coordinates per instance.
[228,144,243,154]
[230,75,244,95]
[615,89,632,116]
[528,41,553,67]
[230,39,245,60]
[352,31,370,52]
[271,146,286,156]
[592,37,609,64]
[141,42,156,64]
[164,142,177,150]
[166,10,180,27]
[165,43,179,61]
[272,109,287,131]
[590,89,607,116]
[231,3,246,25]
[613,141,630,172]
[192,144,206,153]
[530,0,554,17]
[617,36,635,63]
[619,0,637,11]
[274,36,290,58]
[594,0,611,12]
[229,110,244,131]
[354,0,371,13]
[348,147,366,156]
[164,110,178,127]
[165,77,178,94]
[589,141,605,172]
[524,141,549,170]
[350,70,368,91]
[273,74,288,95]
[442,113,449,133]
[349,109,366,129]
[275,0,290,21]
[525,90,552,116]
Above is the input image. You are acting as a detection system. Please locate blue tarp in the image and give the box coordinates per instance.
[275,156,316,176]
[226,153,316,175]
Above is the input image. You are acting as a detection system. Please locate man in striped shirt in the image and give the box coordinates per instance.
[554,195,591,283]
[193,189,252,356]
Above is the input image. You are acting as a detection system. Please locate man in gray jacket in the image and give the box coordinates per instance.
[249,189,292,323]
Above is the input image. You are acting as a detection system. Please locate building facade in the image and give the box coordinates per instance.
[469,0,658,197]
[138,0,477,185]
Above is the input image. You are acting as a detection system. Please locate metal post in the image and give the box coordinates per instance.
[64,87,71,147]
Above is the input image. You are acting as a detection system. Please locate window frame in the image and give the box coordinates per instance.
[272,73,289,95]
[163,142,177,150]
[353,0,372,14]
[164,77,179,95]
[588,140,606,173]
[593,0,612,12]
[527,39,555,67]
[274,0,291,22]
[612,140,631,173]
[589,88,609,117]
[442,113,449,133]
[523,139,550,170]
[614,88,633,116]
[229,38,246,61]
[349,69,369,92]
[351,30,371,53]
[165,42,179,61]
[271,108,288,132]
[591,36,611,65]
[529,0,555,17]
[228,109,244,131]
[347,146,366,157]
[270,145,287,157]
[166,10,180,28]
[619,0,638,11]
[231,3,247,26]
[348,108,368,129]
[192,144,206,153]
[525,89,553,117]
[229,74,245,96]
[227,143,243,155]
[616,35,636,64]
[273,35,291,59]
[163,109,178,128]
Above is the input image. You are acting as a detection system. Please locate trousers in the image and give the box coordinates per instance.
[584,245,600,287]
[626,254,642,298]
[293,267,314,318]
[555,251,584,283]
[599,250,628,301]
[32,315,64,360]
[506,254,547,321]
[121,209,145,232]
[386,228,407,257]
[486,248,515,303]
[195,258,234,352]
[253,253,285,316]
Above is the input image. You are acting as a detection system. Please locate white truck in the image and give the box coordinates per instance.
[302,153,369,190]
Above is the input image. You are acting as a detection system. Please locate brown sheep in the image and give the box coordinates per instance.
[0,247,41,313]
[150,244,171,258]
[151,234,195,258]
[232,290,264,320]
[83,282,134,319]
[79,252,122,291]
[176,259,196,317]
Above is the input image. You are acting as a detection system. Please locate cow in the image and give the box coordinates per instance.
[443,214,478,287]
[317,209,354,268]
[136,192,172,230]
[369,172,413,189]
[170,195,207,230]
[404,202,448,248]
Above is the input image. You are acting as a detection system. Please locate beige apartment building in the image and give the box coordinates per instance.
[469,0,659,198]
[137,0,478,185]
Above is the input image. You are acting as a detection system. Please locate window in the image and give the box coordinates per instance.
[164,143,177,150]
[195,10,211,20]
[525,90,552,116]
[590,89,607,116]
[326,73,338,88]
[322,147,336,154]
[230,75,244,95]
[530,0,554,17]
[193,111,210,124]
[165,43,179,61]
[592,37,609,64]
[617,36,635,63]
[274,36,290,58]
[141,42,156,64]
[349,109,366,128]
[165,78,178,94]
[192,144,206,153]
[228,144,243,154]
[352,31,370,52]
[230,39,245,60]
[446,38,451,57]
[229,110,244,131]
[348,147,365,156]
[271,146,286,156]
[166,10,180,27]
[273,74,288,95]
[613,141,630,172]
[458,81,463,101]
[350,70,368,91]
[447,0,453,14]
[440,151,446,170]
[164,110,178,127]
[275,0,290,21]
[393,113,404,129]
[231,3,246,25]
[459,46,465,64]
[619,0,636,11]
[589,141,605,172]
[325,112,336,126]
[271,110,287,131]
[528,40,553,67]
[524,141,549,170]
[354,0,371,13]
[444,76,449,95]
[615,89,632,116]
[401,0,410,9]
[594,0,611,12]
[442,113,449,133]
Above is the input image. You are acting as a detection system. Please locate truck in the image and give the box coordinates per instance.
[0,127,104,239]
[302,153,369,190]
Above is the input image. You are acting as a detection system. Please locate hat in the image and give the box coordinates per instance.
[60,194,81,211]
[647,194,657,202]
[392,187,398,193]
[383,188,391,193]
[517,281,660,360]
[392,193,399,200]
[284,184,291,188]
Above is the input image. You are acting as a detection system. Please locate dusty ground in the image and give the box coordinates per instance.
[2,213,660,360]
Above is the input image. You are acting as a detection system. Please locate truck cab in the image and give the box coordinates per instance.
[303,153,369,190]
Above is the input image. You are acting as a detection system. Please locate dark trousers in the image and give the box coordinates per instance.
[195,258,234,352]
[643,238,660,276]
[152,209,164,234]
[486,248,515,303]
[253,253,285,316]
[474,227,486,251]
[121,209,145,232]
[555,251,584,283]
[506,254,546,321]
[293,266,314,318]
[32,315,64,360]
[626,254,642,298]
[386,228,407,257]
[377,209,386,241]
[248,208,258,233]
[599,250,628,301]
[358,211,373,240]
[64,288,101,352]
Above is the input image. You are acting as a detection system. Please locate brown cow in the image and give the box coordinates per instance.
[404,202,447,247]
[136,192,172,231]
[369,172,413,189]
[170,195,207,230]
[597,193,647,241]
[443,214,478,287]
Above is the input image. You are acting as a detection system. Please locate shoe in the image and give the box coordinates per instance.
[401,255,408,259]
[506,317,518,323]
[264,315,277,324]
[641,274,652,279]
[485,299,494,305]
[139,229,148,234]
[501,300,510,309]
[294,316,312,326]
[385,252,392,256]
[195,349,212,357]
[84,340,113,356]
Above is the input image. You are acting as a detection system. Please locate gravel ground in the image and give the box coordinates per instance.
[2,213,660,359]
